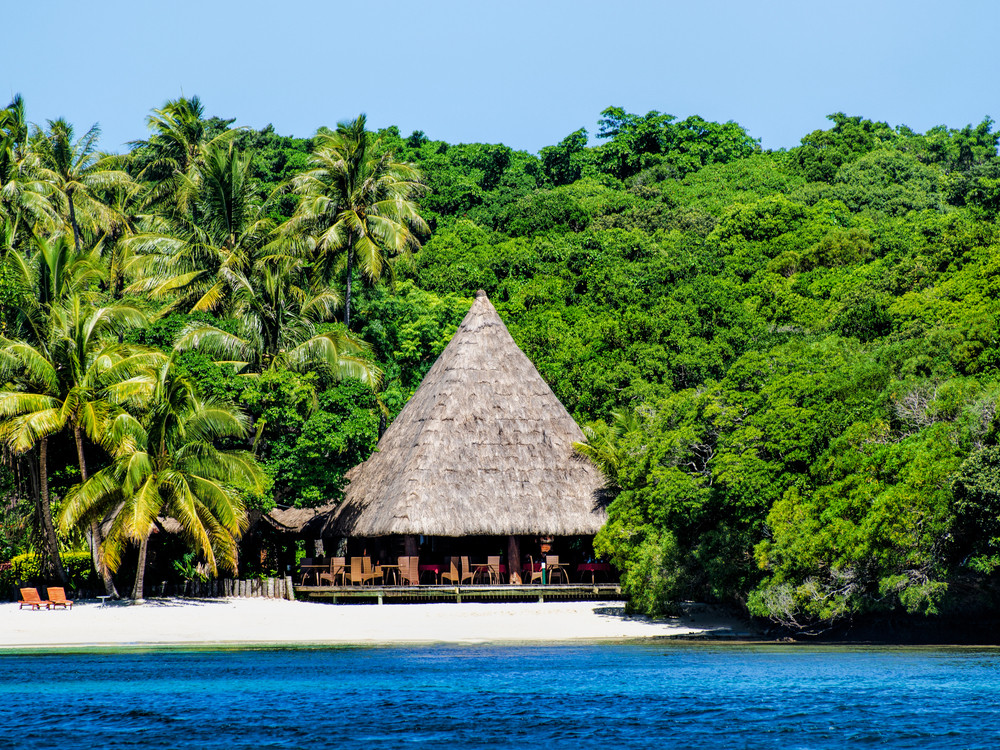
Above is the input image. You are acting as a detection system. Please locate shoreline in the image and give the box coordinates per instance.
[0,598,753,652]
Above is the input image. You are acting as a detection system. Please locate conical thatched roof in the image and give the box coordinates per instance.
[325,291,607,537]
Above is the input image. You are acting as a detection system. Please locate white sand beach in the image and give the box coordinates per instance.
[0,598,746,649]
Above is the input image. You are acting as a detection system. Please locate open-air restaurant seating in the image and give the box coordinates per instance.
[298,555,614,586]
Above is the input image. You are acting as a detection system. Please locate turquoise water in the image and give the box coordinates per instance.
[1,644,999,748]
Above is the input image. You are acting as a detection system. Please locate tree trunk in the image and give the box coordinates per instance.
[404,535,419,557]
[344,241,354,328]
[67,190,83,251]
[74,426,119,597]
[132,534,149,602]
[508,535,522,581]
[38,437,68,585]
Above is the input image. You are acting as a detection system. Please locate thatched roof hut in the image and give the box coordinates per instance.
[267,505,330,536]
[324,290,607,538]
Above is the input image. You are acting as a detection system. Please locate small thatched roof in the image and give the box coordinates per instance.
[324,290,607,537]
[265,505,332,536]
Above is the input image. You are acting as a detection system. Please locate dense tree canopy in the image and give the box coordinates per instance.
[2,96,999,624]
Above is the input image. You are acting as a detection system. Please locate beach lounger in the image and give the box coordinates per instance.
[18,588,49,610]
[46,587,74,609]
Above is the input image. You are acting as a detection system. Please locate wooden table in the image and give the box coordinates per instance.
[378,564,399,585]
[299,564,328,586]
[576,563,612,583]
[545,562,570,584]
[418,564,441,583]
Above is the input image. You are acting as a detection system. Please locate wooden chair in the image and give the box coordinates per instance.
[397,556,420,586]
[365,557,381,585]
[298,557,316,585]
[440,557,461,584]
[319,557,346,586]
[18,588,49,610]
[46,587,74,609]
[347,556,376,586]
[459,556,475,585]
[526,556,544,585]
[486,555,502,584]
[546,555,569,584]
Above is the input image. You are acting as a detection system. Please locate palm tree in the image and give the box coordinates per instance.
[126,142,271,314]
[0,232,102,583]
[1,232,102,345]
[0,296,154,592]
[31,118,135,251]
[173,257,381,386]
[573,409,645,492]
[0,95,57,234]
[283,114,428,327]
[129,95,237,215]
[59,356,264,601]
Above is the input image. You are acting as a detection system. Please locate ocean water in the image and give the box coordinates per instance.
[1,643,999,749]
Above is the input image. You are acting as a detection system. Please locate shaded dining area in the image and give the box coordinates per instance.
[295,291,616,604]
[298,551,616,588]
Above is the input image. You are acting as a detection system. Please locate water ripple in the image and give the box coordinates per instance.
[2,644,1000,748]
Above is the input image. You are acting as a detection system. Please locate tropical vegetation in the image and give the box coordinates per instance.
[2,94,999,629]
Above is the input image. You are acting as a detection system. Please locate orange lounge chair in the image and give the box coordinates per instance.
[19,588,49,610]
[46,587,74,609]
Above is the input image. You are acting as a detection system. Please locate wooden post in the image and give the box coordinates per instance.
[284,575,295,601]
[404,534,419,556]
[507,535,521,580]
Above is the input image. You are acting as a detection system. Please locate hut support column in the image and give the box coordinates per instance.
[404,535,419,556]
[312,538,325,557]
[508,535,521,581]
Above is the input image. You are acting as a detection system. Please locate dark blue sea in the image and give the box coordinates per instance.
[1,644,999,749]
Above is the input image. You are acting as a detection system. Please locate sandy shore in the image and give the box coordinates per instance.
[0,598,746,649]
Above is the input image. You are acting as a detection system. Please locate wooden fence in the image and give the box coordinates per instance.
[149,576,296,600]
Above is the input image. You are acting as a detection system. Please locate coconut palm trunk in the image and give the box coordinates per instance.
[66,189,82,251]
[132,533,149,602]
[38,437,68,584]
[344,241,354,327]
[74,426,118,597]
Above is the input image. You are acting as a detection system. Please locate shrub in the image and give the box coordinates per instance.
[0,551,96,598]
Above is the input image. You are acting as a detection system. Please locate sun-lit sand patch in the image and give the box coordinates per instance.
[0,598,744,649]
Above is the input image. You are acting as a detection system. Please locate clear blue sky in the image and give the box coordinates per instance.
[5,0,997,154]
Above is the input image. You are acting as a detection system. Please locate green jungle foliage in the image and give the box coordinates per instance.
[2,95,1000,625]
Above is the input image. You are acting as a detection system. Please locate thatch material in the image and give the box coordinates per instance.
[266,505,332,536]
[325,290,607,537]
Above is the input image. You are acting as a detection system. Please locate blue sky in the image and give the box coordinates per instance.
[5,0,997,154]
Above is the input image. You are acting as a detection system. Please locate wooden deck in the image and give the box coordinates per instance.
[296,583,623,604]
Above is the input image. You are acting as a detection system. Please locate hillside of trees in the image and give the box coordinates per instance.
[3,95,1000,627]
